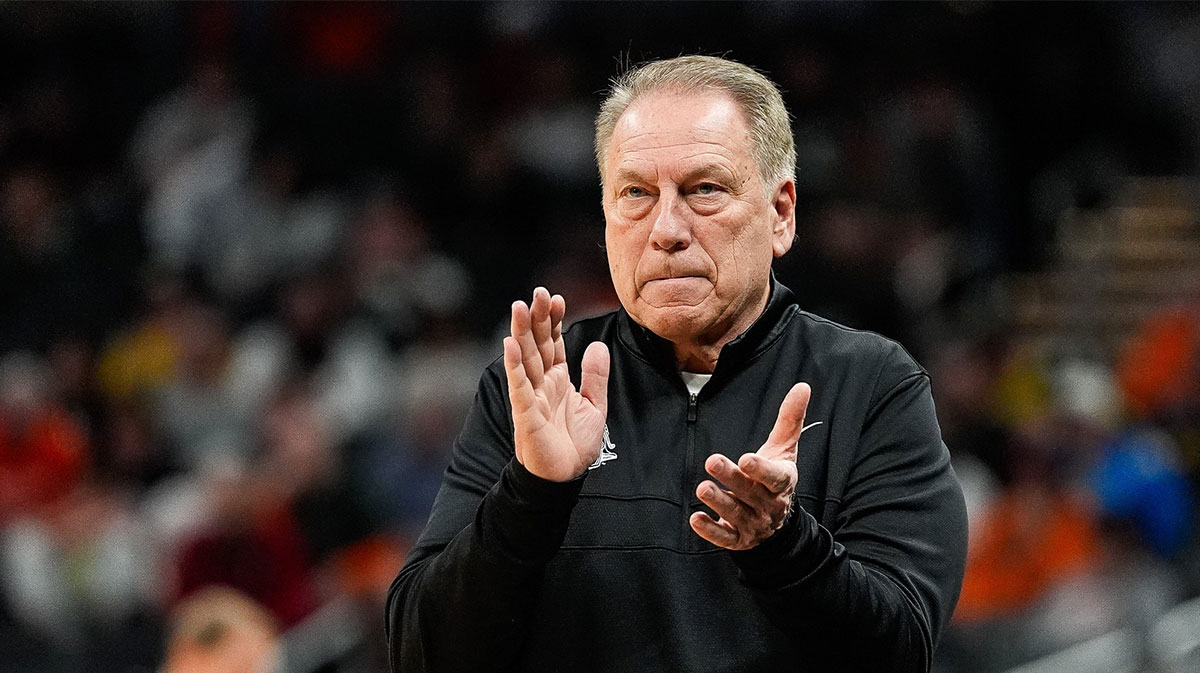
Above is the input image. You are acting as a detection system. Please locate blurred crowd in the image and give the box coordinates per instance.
[2,3,1200,672]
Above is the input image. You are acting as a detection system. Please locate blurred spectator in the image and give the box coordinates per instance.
[347,191,473,346]
[160,586,281,673]
[173,457,316,629]
[504,49,596,186]
[1118,307,1200,421]
[259,386,372,564]
[245,270,394,444]
[1093,429,1196,559]
[351,327,489,538]
[152,300,279,470]
[183,145,345,308]
[132,59,254,275]
[927,340,1007,539]
[955,444,1101,623]
[0,351,88,523]
[96,276,188,405]
[0,479,160,668]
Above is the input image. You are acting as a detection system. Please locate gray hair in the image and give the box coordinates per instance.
[594,55,796,188]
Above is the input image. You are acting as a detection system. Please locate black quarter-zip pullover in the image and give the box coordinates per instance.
[386,280,968,673]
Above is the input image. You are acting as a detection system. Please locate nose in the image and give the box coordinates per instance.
[648,192,691,252]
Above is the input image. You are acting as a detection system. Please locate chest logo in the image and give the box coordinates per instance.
[589,424,618,470]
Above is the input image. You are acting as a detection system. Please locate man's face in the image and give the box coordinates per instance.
[602,90,796,347]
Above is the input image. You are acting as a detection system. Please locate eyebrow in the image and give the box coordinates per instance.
[611,162,738,187]
[682,163,737,185]
[611,167,653,186]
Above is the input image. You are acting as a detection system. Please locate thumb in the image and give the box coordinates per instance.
[579,341,610,418]
[761,382,811,460]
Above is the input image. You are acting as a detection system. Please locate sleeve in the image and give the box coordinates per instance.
[384,361,584,673]
[730,360,968,672]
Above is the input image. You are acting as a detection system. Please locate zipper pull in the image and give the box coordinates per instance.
[687,393,698,423]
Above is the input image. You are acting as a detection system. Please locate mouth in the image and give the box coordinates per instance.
[640,275,712,296]
[643,275,707,289]
[645,274,707,284]
[637,273,713,306]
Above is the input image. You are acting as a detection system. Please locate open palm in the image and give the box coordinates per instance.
[504,287,609,482]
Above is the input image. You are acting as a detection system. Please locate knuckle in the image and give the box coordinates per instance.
[745,460,764,479]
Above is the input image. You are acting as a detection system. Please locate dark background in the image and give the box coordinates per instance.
[2,3,1199,672]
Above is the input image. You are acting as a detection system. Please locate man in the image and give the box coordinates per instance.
[386,55,967,672]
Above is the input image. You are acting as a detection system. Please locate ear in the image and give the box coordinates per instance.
[770,178,797,258]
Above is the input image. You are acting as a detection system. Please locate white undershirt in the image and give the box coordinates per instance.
[680,372,712,396]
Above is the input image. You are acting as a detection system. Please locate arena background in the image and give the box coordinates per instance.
[2,3,1200,672]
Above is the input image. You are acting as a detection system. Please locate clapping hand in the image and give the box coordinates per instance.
[690,382,812,550]
[503,287,610,482]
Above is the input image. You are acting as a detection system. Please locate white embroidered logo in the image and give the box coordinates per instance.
[589,424,618,470]
[800,421,823,435]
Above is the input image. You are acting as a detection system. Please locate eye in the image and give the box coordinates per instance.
[624,186,647,198]
[694,183,719,195]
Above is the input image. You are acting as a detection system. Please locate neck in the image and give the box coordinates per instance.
[674,346,721,374]
[671,283,771,374]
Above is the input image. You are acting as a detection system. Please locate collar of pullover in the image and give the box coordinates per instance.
[617,277,799,380]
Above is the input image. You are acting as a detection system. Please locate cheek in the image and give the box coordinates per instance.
[713,219,773,287]
[604,227,638,290]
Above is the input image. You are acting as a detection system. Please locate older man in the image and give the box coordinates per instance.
[386,55,967,673]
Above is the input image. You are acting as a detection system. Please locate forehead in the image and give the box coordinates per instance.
[606,91,754,172]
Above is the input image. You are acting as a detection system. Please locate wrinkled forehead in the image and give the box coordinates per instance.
[605,91,753,170]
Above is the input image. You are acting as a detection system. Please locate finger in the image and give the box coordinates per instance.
[510,300,544,387]
[579,341,609,418]
[689,511,739,548]
[502,336,537,418]
[704,453,774,510]
[696,480,756,530]
[762,382,811,460]
[550,293,566,366]
[529,287,555,374]
[738,453,796,495]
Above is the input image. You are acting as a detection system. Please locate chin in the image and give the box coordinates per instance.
[635,304,712,341]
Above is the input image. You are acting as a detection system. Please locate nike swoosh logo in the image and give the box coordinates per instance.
[800,421,823,435]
